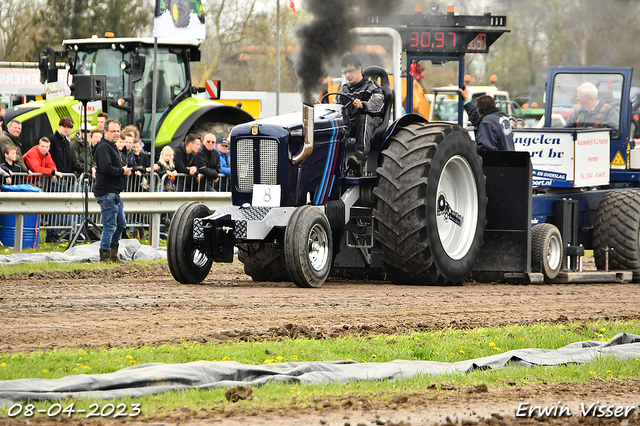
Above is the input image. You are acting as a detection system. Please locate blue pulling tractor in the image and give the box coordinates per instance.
[168,8,639,286]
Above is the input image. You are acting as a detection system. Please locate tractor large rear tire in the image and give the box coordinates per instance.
[237,243,289,282]
[167,202,213,284]
[373,123,486,285]
[593,190,640,281]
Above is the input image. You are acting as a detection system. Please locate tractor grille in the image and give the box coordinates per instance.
[236,138,278,191]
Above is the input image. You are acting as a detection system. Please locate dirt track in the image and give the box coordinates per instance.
[1,261,640,425]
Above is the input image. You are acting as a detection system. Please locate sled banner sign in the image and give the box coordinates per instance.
[153,0,206,40]
[512,129,610,188]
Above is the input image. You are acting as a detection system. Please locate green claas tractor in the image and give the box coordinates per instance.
[6,37,251,152]
[155,0,205,28]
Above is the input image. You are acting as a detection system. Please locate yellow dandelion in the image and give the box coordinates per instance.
[492,347,502,351]
[196,343,201,347]
[222,357,230,361]
[73,368,79,371]
[293,355,298,361]
[0,363,5,368]
[408,350,413,354]
[413,336,420,341]
[489,342,496,347]
[459,350,465,354]
[276,356,284,361]
[435,352,439,355]
[599,338,606,341]
[520,338,525,341]
[607,370,612,374]
[600,328,606,332]
[82,366,90,369]
[589,370,596,375]
[264,359,273,364]
[635,358,640,362]
[115,359,120,362]
[42,369,49,373]
[125,355,133,359]
[290,387,296,393]
[130,360,135,364]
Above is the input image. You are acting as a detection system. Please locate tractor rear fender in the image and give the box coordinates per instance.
[377,113,428,162]
[156,98,253,148]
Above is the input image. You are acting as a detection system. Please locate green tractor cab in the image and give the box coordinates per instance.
[7,37,251,152]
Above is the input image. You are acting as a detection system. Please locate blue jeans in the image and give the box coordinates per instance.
[96,193,126,250]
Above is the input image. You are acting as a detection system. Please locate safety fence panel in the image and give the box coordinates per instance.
[7,173,82,234]
[3,170,231,241]
[159,173,231,192]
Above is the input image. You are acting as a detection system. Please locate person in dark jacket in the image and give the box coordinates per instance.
[174,133,201,191]
[459,87,515,151]
[195,132,221,191]
[0,119,27,171]
[564,82,619,130]
[93,119,132,262]
[334,53,385,176]
[48,117,74,174]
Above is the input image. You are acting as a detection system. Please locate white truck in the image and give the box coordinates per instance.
[428,85,512,127]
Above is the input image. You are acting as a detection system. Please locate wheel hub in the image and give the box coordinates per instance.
[308,224,329,271]
[435,155,479,260]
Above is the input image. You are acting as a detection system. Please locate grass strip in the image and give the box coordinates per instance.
[1,321,639,417]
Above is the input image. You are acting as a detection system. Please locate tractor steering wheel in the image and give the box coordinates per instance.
[321,92,355,106]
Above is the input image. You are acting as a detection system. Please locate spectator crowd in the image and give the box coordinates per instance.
[0,110,232,242]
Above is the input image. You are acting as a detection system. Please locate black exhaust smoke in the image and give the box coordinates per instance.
[294,0,402,105]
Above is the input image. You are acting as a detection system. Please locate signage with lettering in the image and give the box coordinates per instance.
[513,129,610,188]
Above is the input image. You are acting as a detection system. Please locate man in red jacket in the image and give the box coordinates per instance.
[23,137,63,180]
[23,137,66,242]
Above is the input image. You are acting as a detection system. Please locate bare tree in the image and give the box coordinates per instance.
[0,0,43,61]
[194,0,260,87]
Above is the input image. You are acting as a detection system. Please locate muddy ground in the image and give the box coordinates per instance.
[1,260,640,425]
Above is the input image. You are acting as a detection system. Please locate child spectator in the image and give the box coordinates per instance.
[130,138,151,191]
[1,144,24,184]
[157,145,177,192]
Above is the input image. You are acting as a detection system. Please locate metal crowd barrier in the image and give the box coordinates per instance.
[8,173,81,235]
[159,173,231,192]
[0,192,232,251]
[1,169,233,249]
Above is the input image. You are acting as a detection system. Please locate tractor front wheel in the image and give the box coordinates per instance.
[167,201,213,284]
[284,206,333,288]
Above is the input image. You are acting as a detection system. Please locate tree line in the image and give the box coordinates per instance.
[2,0,640,104]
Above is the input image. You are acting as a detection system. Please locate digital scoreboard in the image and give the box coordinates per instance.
[365,12,509,55]
[398,28,506,54]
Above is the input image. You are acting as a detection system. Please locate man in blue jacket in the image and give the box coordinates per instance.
[215,138,230,177]
[459,87,515,151]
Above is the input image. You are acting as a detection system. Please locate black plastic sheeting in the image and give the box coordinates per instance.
[1,333,639,406]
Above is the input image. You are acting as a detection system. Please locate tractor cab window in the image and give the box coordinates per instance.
[432,92,458,122]
[133,48,187,140]
[74,48,129,125]
[552,73,623,131]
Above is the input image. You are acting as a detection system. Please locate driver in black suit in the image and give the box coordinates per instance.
[334,54,384,176]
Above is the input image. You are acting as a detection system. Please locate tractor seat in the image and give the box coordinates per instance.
[362,65,394,151]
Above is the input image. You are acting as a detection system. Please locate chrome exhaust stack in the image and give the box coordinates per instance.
[292,103,314,166]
